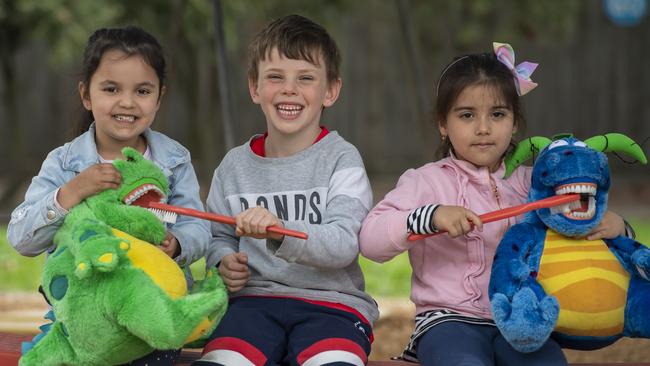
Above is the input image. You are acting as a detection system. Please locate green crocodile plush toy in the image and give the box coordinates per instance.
[20,147,227,366]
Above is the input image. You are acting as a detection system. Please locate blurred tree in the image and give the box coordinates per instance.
[0,0,122,206]
[392,0,582,158]
[4,0,645,211]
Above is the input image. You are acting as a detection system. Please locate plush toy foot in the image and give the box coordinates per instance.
[492,287,559,353]
[74,235,128,278]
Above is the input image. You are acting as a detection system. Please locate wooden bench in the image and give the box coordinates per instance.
[175,350,650,366]
[3,332,650,366]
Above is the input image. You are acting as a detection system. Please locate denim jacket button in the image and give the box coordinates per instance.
[46,210,56,221]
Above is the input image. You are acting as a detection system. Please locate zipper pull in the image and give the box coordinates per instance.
[492,185,500,202]
[489,176,502,208]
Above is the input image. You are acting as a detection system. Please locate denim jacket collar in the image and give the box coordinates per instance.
[61,122,189,174]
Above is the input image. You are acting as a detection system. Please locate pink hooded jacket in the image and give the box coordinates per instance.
[360,154,531,319]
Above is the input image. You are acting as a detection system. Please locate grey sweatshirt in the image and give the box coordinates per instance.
[205,132,379,324]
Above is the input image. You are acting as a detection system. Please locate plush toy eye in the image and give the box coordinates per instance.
[573,141,587,148]
[548,140,569,150]
[126,156,135,162]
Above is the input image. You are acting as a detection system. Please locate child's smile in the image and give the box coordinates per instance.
[275,103,304,120]
[113,114,137,122]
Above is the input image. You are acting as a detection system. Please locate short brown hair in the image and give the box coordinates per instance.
[247,14,341,84]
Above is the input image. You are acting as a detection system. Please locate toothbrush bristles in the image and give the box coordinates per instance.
[147,208,178,224]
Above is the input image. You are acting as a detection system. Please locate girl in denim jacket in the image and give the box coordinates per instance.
[359,43,631,366]
[7,26,209,366]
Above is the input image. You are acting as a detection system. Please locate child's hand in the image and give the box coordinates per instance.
[59,163,121,209]
[432,205,483,238]
[586,211,626,240]
[159,232,181,258]
[218,252,250,292]
[235,206,285,241]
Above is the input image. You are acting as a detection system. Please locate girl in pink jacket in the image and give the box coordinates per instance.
[359,43,629,366]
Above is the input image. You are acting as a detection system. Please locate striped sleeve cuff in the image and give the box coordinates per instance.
[624,219,636,239]
[407,204,440,235]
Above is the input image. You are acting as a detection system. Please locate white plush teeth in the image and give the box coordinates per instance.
[554,183,596,196]
[549,201,581,215]
[123,184,164,205]
[147,208,177,224]
[550,194,597,220]
[548,189,589,217]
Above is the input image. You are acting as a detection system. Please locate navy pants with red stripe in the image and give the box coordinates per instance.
[192,297,372,366]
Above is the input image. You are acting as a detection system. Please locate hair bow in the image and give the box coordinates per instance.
[493,42,538,96]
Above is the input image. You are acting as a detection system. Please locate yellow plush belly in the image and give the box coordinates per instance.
[111,228,187,299]
[537,230,629,337]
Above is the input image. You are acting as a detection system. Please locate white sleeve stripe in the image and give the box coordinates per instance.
[329,167,373,211]
[422,205,434,233]
[407,204,439,234]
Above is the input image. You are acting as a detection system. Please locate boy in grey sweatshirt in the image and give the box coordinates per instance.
[195,14,378,366]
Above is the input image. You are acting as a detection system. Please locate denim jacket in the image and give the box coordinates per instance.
[8,123,210,267]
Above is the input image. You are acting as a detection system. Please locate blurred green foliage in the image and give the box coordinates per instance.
[0,0,582,66]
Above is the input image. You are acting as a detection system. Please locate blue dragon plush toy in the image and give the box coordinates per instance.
[489,133,648,353]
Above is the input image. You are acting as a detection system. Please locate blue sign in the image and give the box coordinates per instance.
[603,0,648,26]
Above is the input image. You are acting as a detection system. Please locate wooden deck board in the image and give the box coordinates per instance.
[3,332,650,365]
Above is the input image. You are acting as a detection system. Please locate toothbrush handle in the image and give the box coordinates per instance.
[148,202,309,240]
[407,194,580,242]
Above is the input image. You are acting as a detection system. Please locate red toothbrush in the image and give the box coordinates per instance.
[407,194,581,242]
[146,201,309,240]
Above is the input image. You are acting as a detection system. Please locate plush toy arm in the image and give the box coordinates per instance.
[489,223,545,298]
[114,270,228,349]
[606,236,650,279]
[627,242,650,281]
[92,200,166,245]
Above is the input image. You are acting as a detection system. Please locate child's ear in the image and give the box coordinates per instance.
[438,121,447,138]
[78,82,91,110]
[322,78,342,108]
[156,85,167,109]
[248,78,261,104]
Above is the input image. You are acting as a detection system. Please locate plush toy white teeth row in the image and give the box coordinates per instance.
[124,184,164,205]
[555,183,596,195]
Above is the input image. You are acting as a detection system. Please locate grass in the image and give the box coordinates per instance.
[360,254,411,298]
[0,227,45,292]
[1,219,649,298]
